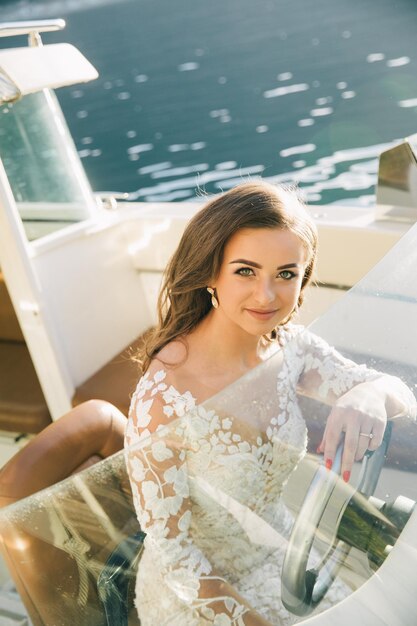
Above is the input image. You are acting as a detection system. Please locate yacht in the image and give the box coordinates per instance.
[0,19,416,626]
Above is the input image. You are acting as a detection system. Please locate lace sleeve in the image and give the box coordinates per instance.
[295,327,416,418]
[124,369,251,623]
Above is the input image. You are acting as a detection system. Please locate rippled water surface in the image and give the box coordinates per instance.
[2,0,417,205]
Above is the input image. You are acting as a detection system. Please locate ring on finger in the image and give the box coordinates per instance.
[359,432,374,439]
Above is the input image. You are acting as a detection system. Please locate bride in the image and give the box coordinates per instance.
[124,181,415,625]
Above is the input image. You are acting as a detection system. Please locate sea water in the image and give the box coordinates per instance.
[2,0,417,205]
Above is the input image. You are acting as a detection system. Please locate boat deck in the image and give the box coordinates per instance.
[0,583,31,625]
[0,553,29,624]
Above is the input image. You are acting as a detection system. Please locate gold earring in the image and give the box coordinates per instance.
[207,287,219,309]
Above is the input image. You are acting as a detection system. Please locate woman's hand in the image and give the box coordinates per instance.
[316,382,387,482]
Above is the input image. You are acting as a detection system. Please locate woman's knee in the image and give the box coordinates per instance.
[76,399,127,457]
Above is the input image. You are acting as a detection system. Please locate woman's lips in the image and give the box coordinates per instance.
[245,308,278,321]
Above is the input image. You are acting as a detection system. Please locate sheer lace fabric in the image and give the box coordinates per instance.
[125,325,415,625]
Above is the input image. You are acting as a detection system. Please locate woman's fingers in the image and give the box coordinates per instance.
[342,424,363,479]
[353,416,375,461]
[321,408,387,482]
[322,407,344,470]
[366,417,385,451]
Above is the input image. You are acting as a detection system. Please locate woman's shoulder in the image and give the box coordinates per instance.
[147,339,191,391]
[128,344,196,435]
[153,339,188,368]
[135,351,195,406]
[133,339,188,395]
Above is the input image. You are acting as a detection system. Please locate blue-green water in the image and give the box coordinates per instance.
[2,0,417,204]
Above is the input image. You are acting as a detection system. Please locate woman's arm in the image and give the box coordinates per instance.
[296,327,417,481]
[318,375,416,480]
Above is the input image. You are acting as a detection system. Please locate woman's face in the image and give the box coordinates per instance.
[212,227,308,337]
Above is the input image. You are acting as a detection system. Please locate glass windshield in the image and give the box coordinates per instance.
[0,224,417,624]
[0,90,95,240]
[0,353,416,623]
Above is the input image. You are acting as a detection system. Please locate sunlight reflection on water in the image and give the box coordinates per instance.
[125,141,396,205]
[2,0,417,207]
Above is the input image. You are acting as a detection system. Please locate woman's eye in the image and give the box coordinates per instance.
[279,270,296,280]
[236,267,254,276]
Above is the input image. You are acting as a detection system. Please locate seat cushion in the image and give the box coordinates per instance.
[0,272,24,342]
[0,330,147,433]
[0,341,51,433]
[72,335,146,417]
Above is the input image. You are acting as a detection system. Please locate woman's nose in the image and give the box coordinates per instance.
[255,280,276,304]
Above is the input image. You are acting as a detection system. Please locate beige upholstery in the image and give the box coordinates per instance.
[0,270,146,432]
[0,273,51,433]
[0,341,51,433]
[0,272,24,342]
[72,335,146,417]
[0,336,143,433]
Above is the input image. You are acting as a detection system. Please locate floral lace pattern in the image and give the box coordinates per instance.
[125,325,415,625]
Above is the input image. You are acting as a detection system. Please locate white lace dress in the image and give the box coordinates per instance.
[124,326,415,626]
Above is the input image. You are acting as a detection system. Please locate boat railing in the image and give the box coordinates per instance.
[0,19,66,47]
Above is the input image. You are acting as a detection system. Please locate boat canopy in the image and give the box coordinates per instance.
[0,18,97,103]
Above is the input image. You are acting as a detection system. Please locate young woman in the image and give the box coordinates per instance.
[125,181,415,625]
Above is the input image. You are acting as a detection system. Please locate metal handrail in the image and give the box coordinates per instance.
[0,19,65,46]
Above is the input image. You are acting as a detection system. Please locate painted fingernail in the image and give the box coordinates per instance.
[343,471,351,483]
[325,458,333,470]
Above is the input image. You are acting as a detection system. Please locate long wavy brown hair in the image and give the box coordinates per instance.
[138,181,318,372]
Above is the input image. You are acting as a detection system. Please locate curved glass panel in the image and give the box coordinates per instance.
[0,453,142,626]
[0,339,416,624]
